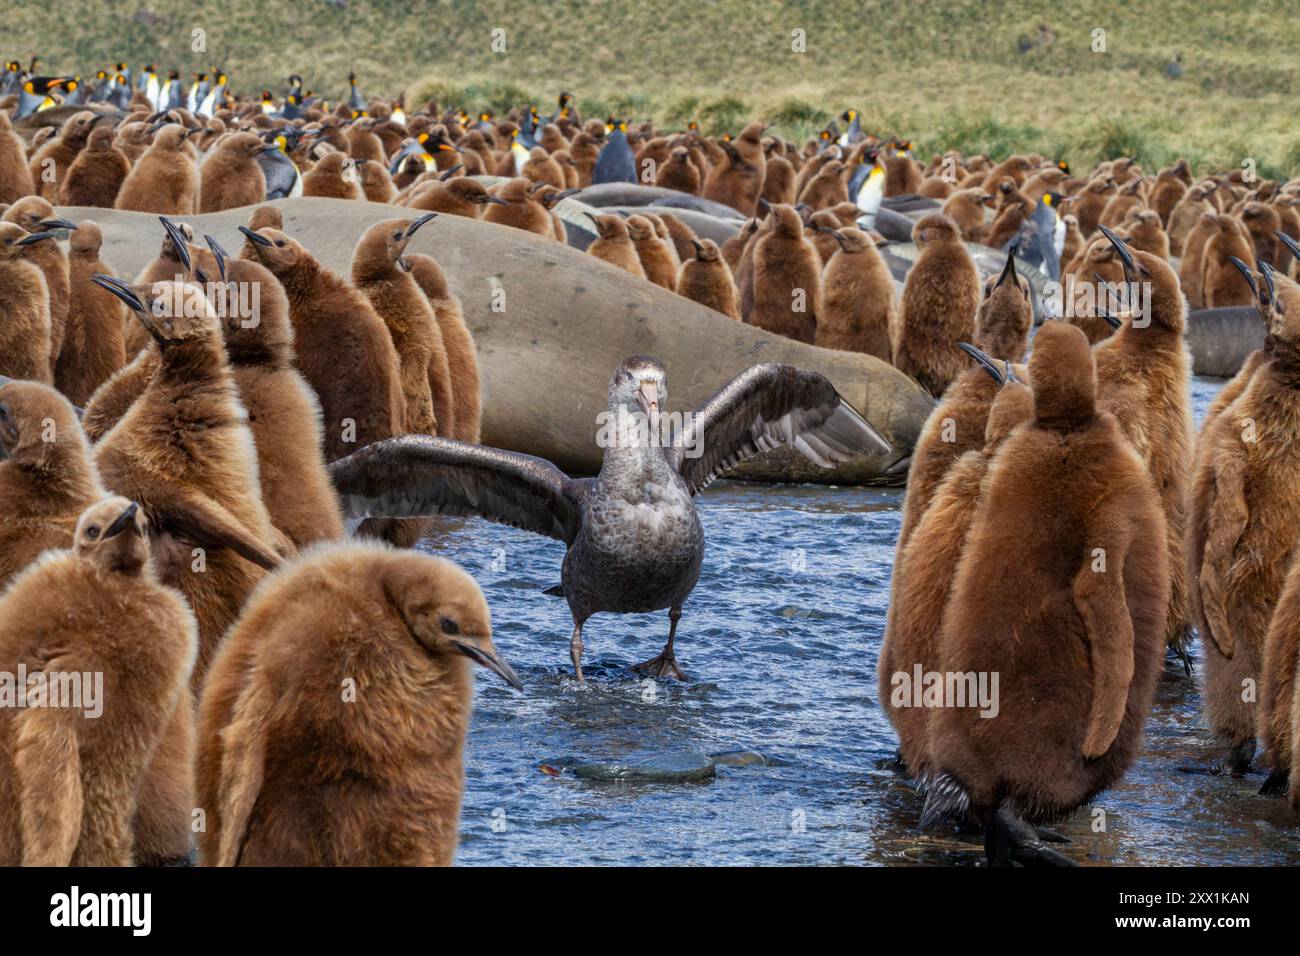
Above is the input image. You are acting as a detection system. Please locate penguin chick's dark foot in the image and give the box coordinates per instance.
[875,749,907,773]
[1165,638,1195,675]
[1034,826,1071,844]
[1259,769,1289,797]
[631,646,687,681]
[985,808,1078,867]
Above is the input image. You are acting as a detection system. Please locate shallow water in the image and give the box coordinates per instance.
[428,374,1300,865]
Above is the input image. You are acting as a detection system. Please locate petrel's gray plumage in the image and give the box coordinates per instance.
[329,357,891,681]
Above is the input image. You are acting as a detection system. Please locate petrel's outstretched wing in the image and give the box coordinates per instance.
[328,435,583,543]
[666,364,892,496]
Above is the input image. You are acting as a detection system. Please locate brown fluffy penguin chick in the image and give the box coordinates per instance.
[358,159,398,204]
[195,544,521,866]
[1062,237,1126,344]
[4,197,71,367]
[27,111,97,201]
[1201,214,1257,308]
[895,254,1032,555]
[91,278,283,682]
[0,496,197,866]
[656,146,701,195]
[702,122,767,216]
[60,124,130,208]
[675,238,740,321]
[237,205,283,259]
[1090,232,1195,652]
[760,147,797,207]
[1167,184,1214,257]
[351,215,447,439]
[301,150,364,200]
[1189,274,1300,773]
[199,132,270,212]
[114,123,200,215]
[240,226,405,463]
[55,221,127,404]
[1178,210,1220,309]
[0,111,34,204]
[0,381,104,586]
[750,202,822,344]
[815,227,896,360]
[406,253,482,443]
[482,177,554,236]
[1123,209,1170,259]
[894,214,980,396]
[407,175,504,218]
[942,188,995,242]
[655,211,701,265]
[0,222,53,382]
[880,370,1033,788]
[626,214,678,289]
[351,216,447,548]
[586,212,646,278]
[929,322,1168,861]
[1072,177,1117,238]
[206,247,345,547]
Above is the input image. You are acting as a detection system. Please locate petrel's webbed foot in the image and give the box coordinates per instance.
[632,606,687,681]
[631,646,687,680]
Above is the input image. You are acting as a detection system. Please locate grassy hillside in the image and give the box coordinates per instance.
[10,0,1300,176]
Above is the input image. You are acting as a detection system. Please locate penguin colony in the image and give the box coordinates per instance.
[3,61,1300,868]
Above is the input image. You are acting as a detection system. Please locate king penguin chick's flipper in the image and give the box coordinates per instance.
[592,120,636,185]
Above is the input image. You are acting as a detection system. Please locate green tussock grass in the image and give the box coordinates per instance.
[9,0,1300,177]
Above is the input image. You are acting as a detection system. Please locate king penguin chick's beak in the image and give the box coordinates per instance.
[635,380,660,418]
[90,273,145,313]
[204,234,230,281]
[1097,223,1148,280]
[1095,304,1124,331]
[14,231,59,246]
[104,500,140,539]
[452,639,524,690]
[691,237,706,258]
[39,217,78,232]
[238,225,273,247]
[956,342,1006,386]
[404,212,437,238]
[1228,255,1258,301]
[996,246,1018,288]
[159,216,192,271]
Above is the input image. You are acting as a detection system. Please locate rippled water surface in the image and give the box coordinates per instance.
[428,375,1300,865]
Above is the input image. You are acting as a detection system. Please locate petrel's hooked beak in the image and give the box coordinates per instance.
[956,342,1005,385]
[90,273,145,313]
[159,216,191,271]
[635,379,660,417]
[104,501,140,539]
[452,639,523,690]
